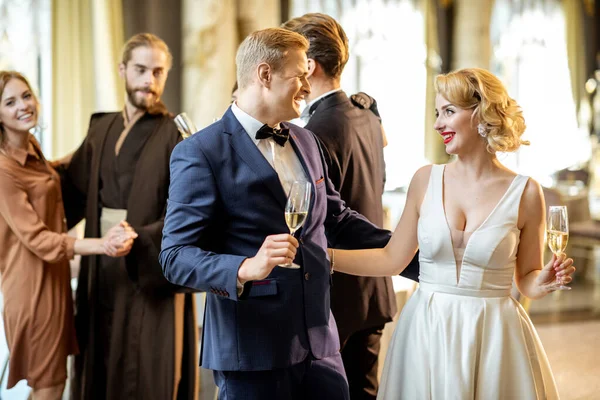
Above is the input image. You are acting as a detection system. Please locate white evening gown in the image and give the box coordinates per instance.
[378,164,559,399]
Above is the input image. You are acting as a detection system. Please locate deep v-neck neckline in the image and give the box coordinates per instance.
[439,165,519,284]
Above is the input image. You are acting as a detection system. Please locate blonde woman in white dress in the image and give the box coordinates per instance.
[331,68,575,399]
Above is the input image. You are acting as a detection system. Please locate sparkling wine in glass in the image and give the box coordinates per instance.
[174,112,197,139]
[546,205,571,290]
[282,181,311,268]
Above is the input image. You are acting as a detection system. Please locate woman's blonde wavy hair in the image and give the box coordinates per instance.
[435,68,528,153]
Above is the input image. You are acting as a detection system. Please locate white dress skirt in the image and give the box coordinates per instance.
[377,165,559,400]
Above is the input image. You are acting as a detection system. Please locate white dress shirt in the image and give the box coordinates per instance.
[231,102,308,195]
[231,102,307,275]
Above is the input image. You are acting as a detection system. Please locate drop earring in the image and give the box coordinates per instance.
[477,123,487,138]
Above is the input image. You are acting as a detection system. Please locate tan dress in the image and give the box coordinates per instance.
[0,135,78,389]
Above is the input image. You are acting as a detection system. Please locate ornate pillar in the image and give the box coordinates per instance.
[451,0,493,70]
[181,0,280,129]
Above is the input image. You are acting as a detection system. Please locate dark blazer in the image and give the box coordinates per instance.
[159,107,392,372]
[306,91,419,341]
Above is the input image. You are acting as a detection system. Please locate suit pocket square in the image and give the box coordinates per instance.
[315,177,325,185]
[247,279,278,298]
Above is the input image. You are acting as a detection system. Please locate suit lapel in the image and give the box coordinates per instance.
[91,114,118,177]
[287,124,317,224]
[91,113,118,206]
[287,126,313,185]
[126,115,167,218]
[224,109,287,208]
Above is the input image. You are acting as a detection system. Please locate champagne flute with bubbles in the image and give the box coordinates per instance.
[546,206,571,290]
[282,181,311,268]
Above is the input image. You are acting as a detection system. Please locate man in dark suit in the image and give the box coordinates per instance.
[282,14,419,399]
[159,27,417,400]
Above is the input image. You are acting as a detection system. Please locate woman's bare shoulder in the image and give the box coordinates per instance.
[518,177,545,228]
[412,164,434,185]
[406,164,434,207]
[521,177,544,204]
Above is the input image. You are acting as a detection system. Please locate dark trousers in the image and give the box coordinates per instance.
[340,325,385,400]
[213,352,349,400]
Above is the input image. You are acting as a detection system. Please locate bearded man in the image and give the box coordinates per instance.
[60,33,198,400]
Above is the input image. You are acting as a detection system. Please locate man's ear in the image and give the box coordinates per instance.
[257,63,272,88]
[307,59,317,79]
[118,63,126,79]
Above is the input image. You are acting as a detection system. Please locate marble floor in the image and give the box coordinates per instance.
[528,273,600,400]
[536,320,600,400]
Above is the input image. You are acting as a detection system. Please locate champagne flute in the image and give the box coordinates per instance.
[546,206,571,290]
[174,112,197,139]
[281,181,311,268]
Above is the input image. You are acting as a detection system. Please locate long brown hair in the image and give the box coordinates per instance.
[122,33,172,69]
[0,71,39,144]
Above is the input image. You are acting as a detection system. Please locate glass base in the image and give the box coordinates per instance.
[552,275,571,291]
[552,284,572,291]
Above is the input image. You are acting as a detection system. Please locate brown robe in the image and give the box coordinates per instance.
[60,111,198,400]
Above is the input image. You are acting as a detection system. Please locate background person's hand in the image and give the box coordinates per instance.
[350,92,381,120]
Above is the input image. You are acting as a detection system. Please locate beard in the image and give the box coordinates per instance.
[125,79,160,111]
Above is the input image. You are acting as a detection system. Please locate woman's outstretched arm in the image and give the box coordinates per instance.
[331,165,431,277]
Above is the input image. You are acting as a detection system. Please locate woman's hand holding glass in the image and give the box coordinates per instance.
[536,252,575,292]
[544,205,574,290]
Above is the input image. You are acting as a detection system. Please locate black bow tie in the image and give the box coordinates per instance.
[255,124,290,147]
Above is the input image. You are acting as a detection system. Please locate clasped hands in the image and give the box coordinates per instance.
[102,220,138,257]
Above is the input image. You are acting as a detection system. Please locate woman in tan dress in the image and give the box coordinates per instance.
[0,71,137,400]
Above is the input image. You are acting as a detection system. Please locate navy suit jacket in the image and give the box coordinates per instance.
[159,107,391,372]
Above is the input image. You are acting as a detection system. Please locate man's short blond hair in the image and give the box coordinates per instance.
[236,28,309,90]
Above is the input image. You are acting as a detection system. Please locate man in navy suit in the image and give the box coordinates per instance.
[159,27,415,400]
